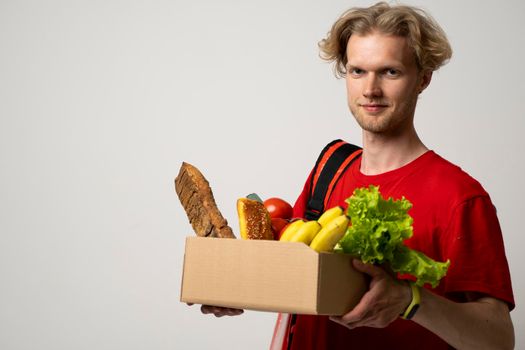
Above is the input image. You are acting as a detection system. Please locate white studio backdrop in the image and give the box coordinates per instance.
[0,0,523,349]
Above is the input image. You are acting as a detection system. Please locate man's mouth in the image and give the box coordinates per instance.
[360,103,389,113]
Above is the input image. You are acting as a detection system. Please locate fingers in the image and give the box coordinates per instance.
[329,316,350,328]
[352,259,385,278]
[329,262,406,330]
[330,294,385,329]
[200,305,244,317]
[337,290,374,325]
[330,297,376,329]
[187,303,244,317]
[329,315,371,329]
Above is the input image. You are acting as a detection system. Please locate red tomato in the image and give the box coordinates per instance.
[271,218,289,240]
[264,197,293,220]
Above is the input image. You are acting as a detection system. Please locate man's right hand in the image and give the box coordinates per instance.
[187,303,244,317]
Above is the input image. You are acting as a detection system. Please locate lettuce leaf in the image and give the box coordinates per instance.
[338,185,450,288]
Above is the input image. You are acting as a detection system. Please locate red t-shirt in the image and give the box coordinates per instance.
[287,150,514,350]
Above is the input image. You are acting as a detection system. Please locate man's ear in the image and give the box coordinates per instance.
[418,70,433,94]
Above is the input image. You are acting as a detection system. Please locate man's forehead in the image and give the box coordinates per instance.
[346,32,417,68]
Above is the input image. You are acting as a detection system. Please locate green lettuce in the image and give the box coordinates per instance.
[338,185,450,288]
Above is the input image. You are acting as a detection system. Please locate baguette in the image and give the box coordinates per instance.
[175,162,235,238]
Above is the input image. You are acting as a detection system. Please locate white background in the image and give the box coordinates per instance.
[1,0,524,349]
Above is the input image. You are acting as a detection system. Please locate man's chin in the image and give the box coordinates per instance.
[352,115,390,133]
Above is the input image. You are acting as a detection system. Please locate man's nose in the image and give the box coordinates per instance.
[363,74,382,98]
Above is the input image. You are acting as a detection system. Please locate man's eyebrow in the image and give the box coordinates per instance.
[345,63,362,70]
[346,62,405,71]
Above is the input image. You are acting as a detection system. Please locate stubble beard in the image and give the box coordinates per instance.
[349,94,419,135]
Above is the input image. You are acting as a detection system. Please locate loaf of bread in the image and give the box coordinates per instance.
[237,198,274,240]
[175,162,235,238]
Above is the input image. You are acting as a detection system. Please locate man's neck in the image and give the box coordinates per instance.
[360,128,428,176]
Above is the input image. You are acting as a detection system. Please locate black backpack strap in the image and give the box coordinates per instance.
[284,140,362,350]
[304,139,362,220]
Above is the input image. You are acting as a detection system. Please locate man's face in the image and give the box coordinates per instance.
[345,32,430,135]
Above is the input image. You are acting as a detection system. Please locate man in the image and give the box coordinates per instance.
[199,2,515,349]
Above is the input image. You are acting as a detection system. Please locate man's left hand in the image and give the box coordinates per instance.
[330,259,412,329]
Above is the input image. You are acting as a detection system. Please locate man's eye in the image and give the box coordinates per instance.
[349,68,364,76]
[385,69,399,77]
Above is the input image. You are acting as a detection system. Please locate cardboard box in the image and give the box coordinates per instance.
[180,236,367,315]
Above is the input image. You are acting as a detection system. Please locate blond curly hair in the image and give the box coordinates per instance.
[319,2,452,78]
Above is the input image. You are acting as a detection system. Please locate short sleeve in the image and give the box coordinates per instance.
[440,196,514,309]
